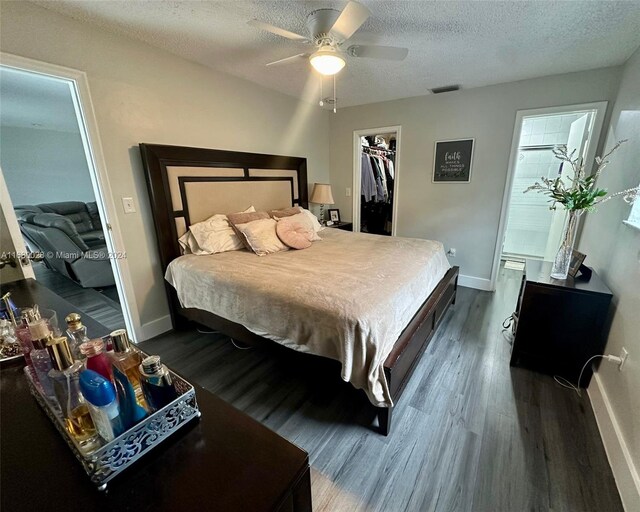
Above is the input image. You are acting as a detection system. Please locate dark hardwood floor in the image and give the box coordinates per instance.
[32,263,124,332]
[140,266,622,512]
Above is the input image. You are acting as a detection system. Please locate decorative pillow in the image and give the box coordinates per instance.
[236,218,289,256]
[178,231,197,254]
[227,211,271,250]
[178,206,255,255]
[269,206,303,219]
[278,212,322,241]
[301,208,324,232]
[276,218,314,250]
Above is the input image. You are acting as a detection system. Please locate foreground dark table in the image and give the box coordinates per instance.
[1,279,311,512]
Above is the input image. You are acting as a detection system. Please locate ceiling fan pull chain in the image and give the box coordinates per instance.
[319,77,324,107]
[333,75,337,113]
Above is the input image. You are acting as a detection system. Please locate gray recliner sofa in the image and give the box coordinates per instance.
[15,201,116,288]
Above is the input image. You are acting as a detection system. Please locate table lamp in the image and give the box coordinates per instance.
[309,183,335,225]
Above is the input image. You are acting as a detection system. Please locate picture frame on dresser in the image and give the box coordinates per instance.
[568,250,587,278]
[328,209,341,223]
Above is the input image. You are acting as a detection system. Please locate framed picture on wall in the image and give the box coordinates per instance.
[432,138,474,183]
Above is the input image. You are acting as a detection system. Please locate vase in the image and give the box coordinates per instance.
[550,209,582,280]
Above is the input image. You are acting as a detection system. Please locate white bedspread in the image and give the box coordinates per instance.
[165,229,450,407]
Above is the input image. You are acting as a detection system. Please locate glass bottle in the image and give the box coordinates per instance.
[0,319,22,359]
[14,307,39,368]
[79,370,124,442]
[108,329,147,407]
[80,339,113,381]
[47,336,99,451]
[65,313,89,361]
[28,319,56,398]
[139,355,178,411]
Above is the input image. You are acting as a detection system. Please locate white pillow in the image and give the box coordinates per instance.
[277,212,322,241]
[178,206,255,255]
[301,208,324,232]
[236,218,289,256]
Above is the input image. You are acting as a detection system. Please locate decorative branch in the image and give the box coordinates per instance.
[524,140,638,212]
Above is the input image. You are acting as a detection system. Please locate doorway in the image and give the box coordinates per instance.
[491,102,607,287]
[352,126,401,235]
[0,54,138,339]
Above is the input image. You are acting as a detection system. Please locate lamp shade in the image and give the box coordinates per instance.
[309,183,335,205]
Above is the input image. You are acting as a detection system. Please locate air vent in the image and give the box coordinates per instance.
[429,84,460,94]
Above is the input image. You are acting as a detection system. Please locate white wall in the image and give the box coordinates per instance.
[0,1,330,337]
[1,126,95,205]
[581,46,640,511]
[329,68,622,285]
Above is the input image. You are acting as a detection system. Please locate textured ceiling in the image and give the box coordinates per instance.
[33,1,640,107]
[0,67,80,132]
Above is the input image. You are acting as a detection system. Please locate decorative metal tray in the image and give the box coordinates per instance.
[24,358,200,490]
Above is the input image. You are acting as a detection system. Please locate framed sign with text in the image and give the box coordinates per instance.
[433,138,474,183]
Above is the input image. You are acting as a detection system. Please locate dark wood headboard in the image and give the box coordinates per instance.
[139,143,308,277]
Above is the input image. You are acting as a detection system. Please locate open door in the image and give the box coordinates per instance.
[543,113,591,260]
[0,166,35,283]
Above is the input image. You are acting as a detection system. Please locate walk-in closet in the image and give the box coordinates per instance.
[358,133,397,236]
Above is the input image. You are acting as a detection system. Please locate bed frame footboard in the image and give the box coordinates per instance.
[378,266,459,435]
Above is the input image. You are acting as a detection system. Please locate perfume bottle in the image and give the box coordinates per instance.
[47,336,98,450]
[139,355,178,411]
[80,339,113,381]
[79,370,123,442]
[0,319,21,359]
[14,307,39,368]
[108,330,146,406]
[65,313,89,361]
[28,319,56,398]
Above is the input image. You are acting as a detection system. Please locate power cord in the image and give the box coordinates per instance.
[502,313,518,345]
[554,354,623,397]
[230,339,252,350]
[196,328,252,350]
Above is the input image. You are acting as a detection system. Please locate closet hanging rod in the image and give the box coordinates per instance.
[362,146,395,154]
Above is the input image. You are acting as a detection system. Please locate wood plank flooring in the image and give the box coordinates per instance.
[32,263,124,332]
[140,266,623,512]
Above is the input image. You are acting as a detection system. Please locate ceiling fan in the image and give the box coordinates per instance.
[247,1,409,77]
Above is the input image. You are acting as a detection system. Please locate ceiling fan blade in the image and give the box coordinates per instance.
[348,45,409,61]
[266,53,308,66]
[329,1,371,42]
[247,19,308,41]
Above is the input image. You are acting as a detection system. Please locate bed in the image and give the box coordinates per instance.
[140,143,459,435]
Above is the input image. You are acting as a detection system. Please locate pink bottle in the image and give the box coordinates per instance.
[80,339,113,381]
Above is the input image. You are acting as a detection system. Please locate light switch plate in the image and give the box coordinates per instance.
[122,197,136,214]
[346,187,351,197]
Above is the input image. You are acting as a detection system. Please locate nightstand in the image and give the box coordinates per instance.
[510,259,613,387]
[327,222,353,231]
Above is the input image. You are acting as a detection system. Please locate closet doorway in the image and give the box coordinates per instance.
[352,126,401,236]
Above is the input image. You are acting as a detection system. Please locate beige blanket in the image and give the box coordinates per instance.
[165,229,450,407]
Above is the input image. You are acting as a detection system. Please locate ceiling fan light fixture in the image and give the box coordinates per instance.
[310,47,345,76]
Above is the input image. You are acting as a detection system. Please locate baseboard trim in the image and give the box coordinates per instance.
[458,274,493,291]
[588,371,640,511]
[138,315,172,342]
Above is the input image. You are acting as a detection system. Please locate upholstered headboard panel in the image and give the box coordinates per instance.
[140,144,308,273]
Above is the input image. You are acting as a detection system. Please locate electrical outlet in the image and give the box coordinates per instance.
[447,248,457,257]
[619,347,629,371]
[121,197,136,214]
[346,187,351,197]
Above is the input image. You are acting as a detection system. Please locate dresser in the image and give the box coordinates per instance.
[1,279,312,512]
[510,260,613,387]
